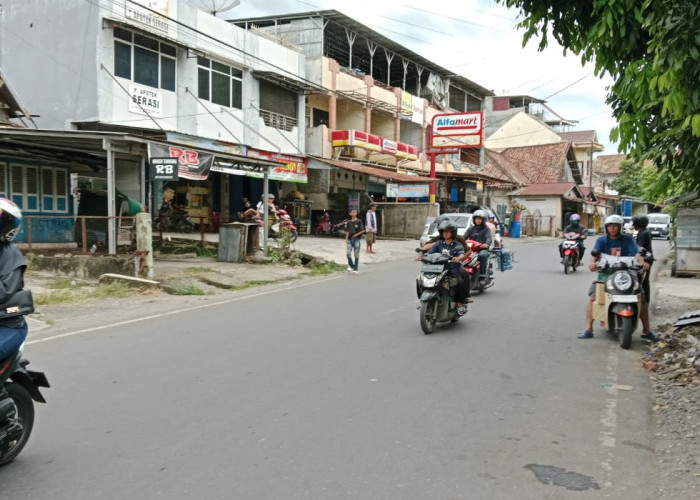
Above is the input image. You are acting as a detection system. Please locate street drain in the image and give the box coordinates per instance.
[524,464,600,491]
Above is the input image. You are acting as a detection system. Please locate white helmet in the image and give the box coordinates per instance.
[0,197,22,242]
[473,209,487,220]
[604,214,624,228]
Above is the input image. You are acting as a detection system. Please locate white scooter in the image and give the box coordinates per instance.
[591,252,647,349]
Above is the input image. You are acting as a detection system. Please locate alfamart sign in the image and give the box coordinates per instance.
[431,112,483,148]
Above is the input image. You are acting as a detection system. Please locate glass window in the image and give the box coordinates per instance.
[160,56,175,91]
[134,45,159,87]
[113,27,176,91]
[211,71,231,107]
[198,68,210,100]
[231,79,242,109]
[114,41,131,79]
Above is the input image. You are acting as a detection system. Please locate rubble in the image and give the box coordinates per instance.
[642,317,700,386]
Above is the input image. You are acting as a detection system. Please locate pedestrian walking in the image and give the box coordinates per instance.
[345,209,365,274]
[365,203,378,253]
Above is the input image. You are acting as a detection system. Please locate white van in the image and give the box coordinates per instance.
[647,212,672,239]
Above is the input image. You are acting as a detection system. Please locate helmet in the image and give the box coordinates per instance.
[604,214,624,229]
[277,209,287,216]
[473,209,486,221]
[632,214,649,229]
[0,198,22,243]
[570,213,581,222]
[281,214,291,221]
[437,219,458,237]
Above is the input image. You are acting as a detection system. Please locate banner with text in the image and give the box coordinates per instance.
[387,183,430,198]
[148,143,213,181]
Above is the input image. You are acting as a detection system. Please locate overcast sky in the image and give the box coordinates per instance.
[208,0,619,154]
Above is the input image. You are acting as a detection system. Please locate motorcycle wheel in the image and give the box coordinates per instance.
[0,383,35,466]
[314,227,324,236]
[563,255,571,274]
[619,316,634,349]
[419,300,437,335]
[289,229,298,243]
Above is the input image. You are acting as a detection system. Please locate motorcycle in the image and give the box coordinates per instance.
[463,239,495,293]
[591,251,648,349]
[315,213,348,237]
[155,205,194,233]
[0,343,50,465]
[270,209,298,243]
[561,231,583,274]
[416,250,464,334]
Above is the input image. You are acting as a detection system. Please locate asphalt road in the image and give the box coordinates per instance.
[2,240,668,499]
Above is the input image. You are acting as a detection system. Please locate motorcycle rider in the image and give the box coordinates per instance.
[559,213,587,264]
[463,210,492,283]
[578,214,652,340]
[0,198,28,360]
[633,214,660,341]
[428,220,471,314]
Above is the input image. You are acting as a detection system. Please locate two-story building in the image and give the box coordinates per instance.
[0,0,311,248]
[232,10,495,235]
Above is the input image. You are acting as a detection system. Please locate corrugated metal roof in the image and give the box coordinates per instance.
[313,157,434,183]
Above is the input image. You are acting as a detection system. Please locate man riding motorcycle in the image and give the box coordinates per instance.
[463,210,492,283]
[428,220,471,314]
[559,213,587,262]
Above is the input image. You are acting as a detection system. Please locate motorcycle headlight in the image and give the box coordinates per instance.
[612,272,633,292]
[421,276,438,287]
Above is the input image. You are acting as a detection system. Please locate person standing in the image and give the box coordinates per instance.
[0,198,29,360]
[345,209,365,274]
[633,214,660,341]
[365,204,378,254]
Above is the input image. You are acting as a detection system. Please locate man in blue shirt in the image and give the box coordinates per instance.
[578,214,652,339]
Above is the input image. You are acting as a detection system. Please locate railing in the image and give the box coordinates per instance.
[258,108,297,132]
[17,215,218,255]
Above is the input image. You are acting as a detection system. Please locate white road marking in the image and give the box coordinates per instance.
[599,344,620,489]
[26,275,341,345]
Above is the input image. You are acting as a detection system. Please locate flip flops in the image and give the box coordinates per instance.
[577,329,594,339]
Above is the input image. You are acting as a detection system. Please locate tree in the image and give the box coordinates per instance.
[497,0,700,198]
[609,160,645,197]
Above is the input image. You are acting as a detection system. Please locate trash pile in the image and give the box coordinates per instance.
[642,310,700,385]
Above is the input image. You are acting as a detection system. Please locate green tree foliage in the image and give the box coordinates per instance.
[609,160,645,197]
[498,0,700,197]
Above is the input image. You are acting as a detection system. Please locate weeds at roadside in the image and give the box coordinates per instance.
[171,284,210,295]
[45,278,91,289]
[184,267,214,273]
[229,280,274,291]
[35,282,134,305]
[303,262,346,276]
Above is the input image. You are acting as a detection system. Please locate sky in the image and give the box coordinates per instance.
[207,0,620,154]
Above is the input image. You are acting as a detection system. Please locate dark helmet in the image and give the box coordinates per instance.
[437,219,458,237]
[0,197,22,243]
[632,214,649,229]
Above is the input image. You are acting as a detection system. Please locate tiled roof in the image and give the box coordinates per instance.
[559,130,599,144]
[516,182,577,196]
[313,157,434,183]
[482,149,530,185]
[499,142,574,183]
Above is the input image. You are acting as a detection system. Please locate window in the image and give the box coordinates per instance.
[0,163,6,197]
[41,168,69,212]
[197,57,243,109]
[312,108,329,127]
[10,164,39,211]
[113,27,176,91]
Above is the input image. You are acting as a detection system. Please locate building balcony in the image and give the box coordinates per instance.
[258,108,298,132]
[331,130,418,162]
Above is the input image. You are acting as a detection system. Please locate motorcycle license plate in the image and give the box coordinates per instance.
[421,264,444,273]
[610,295,638,303]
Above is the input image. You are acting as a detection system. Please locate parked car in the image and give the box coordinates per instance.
[622,216,634,235]
[419,213,474,247]
[647,212,672,239]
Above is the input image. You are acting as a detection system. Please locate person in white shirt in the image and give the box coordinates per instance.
[365,204,378,254]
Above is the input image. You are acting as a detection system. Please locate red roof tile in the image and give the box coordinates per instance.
[559,130,599,144]
[499,142,576,184]
[517,182,577,196]
[595,154,628,175]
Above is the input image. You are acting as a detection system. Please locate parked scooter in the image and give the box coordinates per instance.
[463,239,495,293]
[561,231,584,274]
[591,251,648,349]
[315,213,349,237]
[0,343,50,465]
[415,249,464,334]
[155,206,194,233]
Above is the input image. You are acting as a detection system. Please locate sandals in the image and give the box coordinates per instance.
[577,329,594,339]
[641,331,661,342]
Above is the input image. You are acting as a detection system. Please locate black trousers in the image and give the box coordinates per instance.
[449,267,470,302]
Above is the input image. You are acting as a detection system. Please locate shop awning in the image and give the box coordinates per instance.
[253,71,322,94]
[311,156,435,184]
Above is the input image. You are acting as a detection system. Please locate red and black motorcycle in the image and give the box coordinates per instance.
[561,231,583,274]
[463,239,495,293]
[314,212,348,237]
[271,209,298,243]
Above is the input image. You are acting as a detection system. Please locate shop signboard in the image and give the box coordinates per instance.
[148,143,214,180]
[387,183,430,198]
[129,84,163,118]
[246,149,308,183]
[149,157,178,181]
[411,98,424,125]
[431,112,483,148]
[125,0,169,32]
[401,91,413,120]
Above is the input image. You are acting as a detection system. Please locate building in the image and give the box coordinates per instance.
[232,10,495,236]
[0,0,311,249]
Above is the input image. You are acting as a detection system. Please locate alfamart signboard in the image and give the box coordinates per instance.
[431,112,483,148]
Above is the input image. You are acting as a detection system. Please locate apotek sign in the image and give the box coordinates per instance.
[431,112,483,148]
